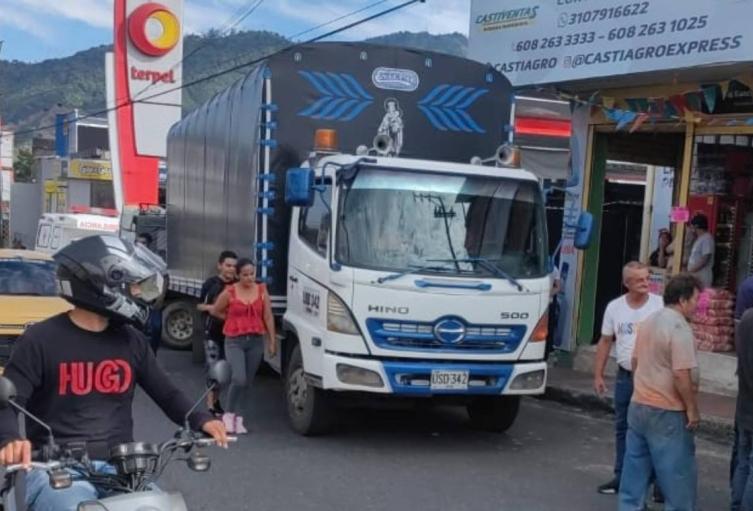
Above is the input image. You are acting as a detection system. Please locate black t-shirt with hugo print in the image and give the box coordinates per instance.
[0,313,213,459]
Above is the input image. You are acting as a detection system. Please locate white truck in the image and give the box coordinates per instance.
[164,43,592,434]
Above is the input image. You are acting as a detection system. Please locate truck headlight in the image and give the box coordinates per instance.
[509,369,546,390]
[336,364,384,387]
[327,292,360,335]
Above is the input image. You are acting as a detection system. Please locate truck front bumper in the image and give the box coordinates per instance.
[319,352,547,396]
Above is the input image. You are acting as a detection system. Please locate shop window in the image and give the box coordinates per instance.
[687,136,753,290]
[90,181,115,209]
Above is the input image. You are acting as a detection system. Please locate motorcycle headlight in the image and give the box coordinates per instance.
[327,292,360,335]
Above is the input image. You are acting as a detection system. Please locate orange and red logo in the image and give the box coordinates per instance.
[128,2,180,57]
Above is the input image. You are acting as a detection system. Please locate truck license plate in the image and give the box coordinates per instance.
[430,370,469,390]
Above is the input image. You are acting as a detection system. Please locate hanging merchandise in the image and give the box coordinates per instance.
[692,288,735,353]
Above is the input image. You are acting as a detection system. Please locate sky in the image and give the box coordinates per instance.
[0,0,470,62]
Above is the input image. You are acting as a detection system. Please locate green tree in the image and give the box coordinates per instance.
[13,148,33,182]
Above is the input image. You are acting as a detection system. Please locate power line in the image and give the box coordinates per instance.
[13,0,424,138]
[196,0,394,84]
[289,0,390,41]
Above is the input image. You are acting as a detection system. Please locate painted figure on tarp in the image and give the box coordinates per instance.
[378,98,404,156]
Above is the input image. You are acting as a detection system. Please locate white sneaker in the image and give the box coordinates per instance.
[235,415,249,435]
[222,413,236,434]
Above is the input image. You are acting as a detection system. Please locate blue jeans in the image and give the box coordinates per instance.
[26,462,115,511]
[619,403,697,511]
[614,368,633,479]
[731,428,753,510]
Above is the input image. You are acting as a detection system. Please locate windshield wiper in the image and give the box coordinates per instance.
[429,257,525,292]
[374,264,457,284]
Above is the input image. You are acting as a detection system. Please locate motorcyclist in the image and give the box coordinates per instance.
[0,235,228,511]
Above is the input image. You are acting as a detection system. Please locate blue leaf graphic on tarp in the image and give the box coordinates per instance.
[418,85,488,133]
[297,71,373,121]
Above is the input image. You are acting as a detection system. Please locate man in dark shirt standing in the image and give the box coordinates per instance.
[197,250,237,414]
[0,236,227,511]
[732,309,753,509]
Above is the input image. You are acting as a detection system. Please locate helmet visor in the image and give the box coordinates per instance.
[133,272,166,304]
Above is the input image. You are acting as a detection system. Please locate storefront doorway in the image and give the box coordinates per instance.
[579,131,686,344]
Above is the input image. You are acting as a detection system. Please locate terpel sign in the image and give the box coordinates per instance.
[128,2,180,84]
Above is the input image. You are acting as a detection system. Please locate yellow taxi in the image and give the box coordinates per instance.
[0,249,71,371]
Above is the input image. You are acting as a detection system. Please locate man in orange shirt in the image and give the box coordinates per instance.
[618,274,702,511]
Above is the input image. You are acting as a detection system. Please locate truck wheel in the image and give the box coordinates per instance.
[467,396,521,433]
[161,301,196,351]
[285,345,333,435]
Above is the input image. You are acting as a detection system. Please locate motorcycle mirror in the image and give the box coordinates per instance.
[207,360,232,390]
[0,376,18,407]
[188,450,211,472]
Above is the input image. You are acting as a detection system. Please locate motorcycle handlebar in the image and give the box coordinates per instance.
[195,436,237,447]
[4,460,62,474]
[4,435,237,474]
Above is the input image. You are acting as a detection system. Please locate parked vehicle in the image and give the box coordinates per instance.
[163,43,593,434]
[0,250,71,371]
[34,208,120,256]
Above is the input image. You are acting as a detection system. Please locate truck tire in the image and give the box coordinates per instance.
[161,300,196,351]
[285,344,332,435]
[467,396,520,433]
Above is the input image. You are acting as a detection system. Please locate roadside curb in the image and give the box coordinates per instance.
[540,383,735,444]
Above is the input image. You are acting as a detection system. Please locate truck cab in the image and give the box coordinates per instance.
[280,142,591,434]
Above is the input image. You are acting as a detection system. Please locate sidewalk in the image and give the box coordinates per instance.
[543,364,736,443]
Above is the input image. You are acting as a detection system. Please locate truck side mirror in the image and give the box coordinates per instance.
[574,212,594,250]
[285,168,315,207]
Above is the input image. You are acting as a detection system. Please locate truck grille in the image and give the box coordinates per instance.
[366,319,526,353]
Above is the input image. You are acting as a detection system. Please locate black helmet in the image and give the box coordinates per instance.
[53,235,167,326]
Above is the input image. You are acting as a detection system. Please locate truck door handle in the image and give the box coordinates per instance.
[289,276,298,283]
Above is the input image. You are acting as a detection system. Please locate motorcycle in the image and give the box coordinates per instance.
[0,361,235,511]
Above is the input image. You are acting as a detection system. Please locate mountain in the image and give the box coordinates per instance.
[0,31,468,140]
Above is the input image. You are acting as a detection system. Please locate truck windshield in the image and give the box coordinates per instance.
[336,168,548,279]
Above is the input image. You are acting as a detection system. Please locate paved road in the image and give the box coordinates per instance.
[134,350,731,511]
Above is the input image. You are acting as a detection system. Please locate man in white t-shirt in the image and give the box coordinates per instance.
[687,214,715,288]
[593,261,664,497]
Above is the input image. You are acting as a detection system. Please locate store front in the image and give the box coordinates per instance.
[574,76,753,357]
[468,0,753,369]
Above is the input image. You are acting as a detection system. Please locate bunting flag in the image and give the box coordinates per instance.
[546,76,753,131]
[630,113,650,133]
[720,81,731,100]
[670,94,688,114]
[648,98,665,116]
[616,110,637,131]
[701,85,718,113]
[664,100,679,118]
[685,92,703,112]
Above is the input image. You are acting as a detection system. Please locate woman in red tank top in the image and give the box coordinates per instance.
[211,258,277,434]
